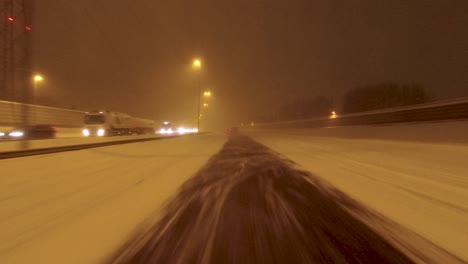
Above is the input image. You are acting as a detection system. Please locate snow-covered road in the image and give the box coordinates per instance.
[0,134,225,263]
[1,121,467,263]
[109,135,414,264]
[248,122,468,262]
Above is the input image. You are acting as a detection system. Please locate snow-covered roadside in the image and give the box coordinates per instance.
[252,120,468,144]
[0,134,225,263]
[249,122,468,262]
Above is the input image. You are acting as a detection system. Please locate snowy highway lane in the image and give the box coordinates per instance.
[109,135,414,264]
[0,134,225,264]
[248,122,468,263]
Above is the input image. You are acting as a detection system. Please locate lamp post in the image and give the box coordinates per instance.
[32,75,43,124]
[20,74,43,150]
[193,59,201,131]
[33,74,43,105]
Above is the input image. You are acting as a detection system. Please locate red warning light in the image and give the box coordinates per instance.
[7,17,14,22]
[25,26,31,31]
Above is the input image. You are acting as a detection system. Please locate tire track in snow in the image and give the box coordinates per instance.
[108,135,414,264]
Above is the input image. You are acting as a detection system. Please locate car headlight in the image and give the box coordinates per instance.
[0,132,5,137]
[82,129,90,136]
[9,131,24,137]
[177,127,186,134]
[97,129,105,136]
[159,128,166,134]
[167,128,173,134]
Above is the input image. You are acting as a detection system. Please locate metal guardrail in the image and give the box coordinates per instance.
[257,97,468,128]
[0,100,84,127]
[0,132,204,159]
[0,135,174,159]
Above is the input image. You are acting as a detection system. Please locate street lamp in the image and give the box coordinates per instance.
[34,75,43,82]
[193,59,201,131]
[30,74,44,127]
[33,74,43,105]
[203,103,208,107]
[203,91,211,97]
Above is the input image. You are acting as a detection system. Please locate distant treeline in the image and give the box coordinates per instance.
[255,82,430,122]
[342,82,430,113]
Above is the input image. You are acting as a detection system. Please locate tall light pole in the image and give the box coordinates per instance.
[33,74,43,105]
[32,74,43,124]
[193,59,201,131]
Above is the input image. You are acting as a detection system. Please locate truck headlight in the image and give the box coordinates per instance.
[97,129,105,136]
[82,129,90,136]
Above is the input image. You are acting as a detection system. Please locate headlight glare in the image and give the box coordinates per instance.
[97,129,105,136]
[9,131,24,137]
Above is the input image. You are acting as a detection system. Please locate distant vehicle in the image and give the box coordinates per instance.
[0,124,57,140]
[82,111,155,137]
[226,126,240,134]
[159,121,174,134]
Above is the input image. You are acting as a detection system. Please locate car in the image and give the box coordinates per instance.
[226,126,240,134]
[0,124,57,140]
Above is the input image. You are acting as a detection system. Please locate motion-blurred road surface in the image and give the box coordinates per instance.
[109,136,413,264]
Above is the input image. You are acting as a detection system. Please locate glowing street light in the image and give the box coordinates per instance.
[203,103,208,107]
[32,74,44,124]
[33,75,44,97]
[193,58,202,131]
[193,59,201,68]
[203,91,211,97]
[330,111,338,119]
[34,75,43,82]
[33,74,44,112]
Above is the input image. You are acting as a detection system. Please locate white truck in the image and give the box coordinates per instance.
[82,110,155,137]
